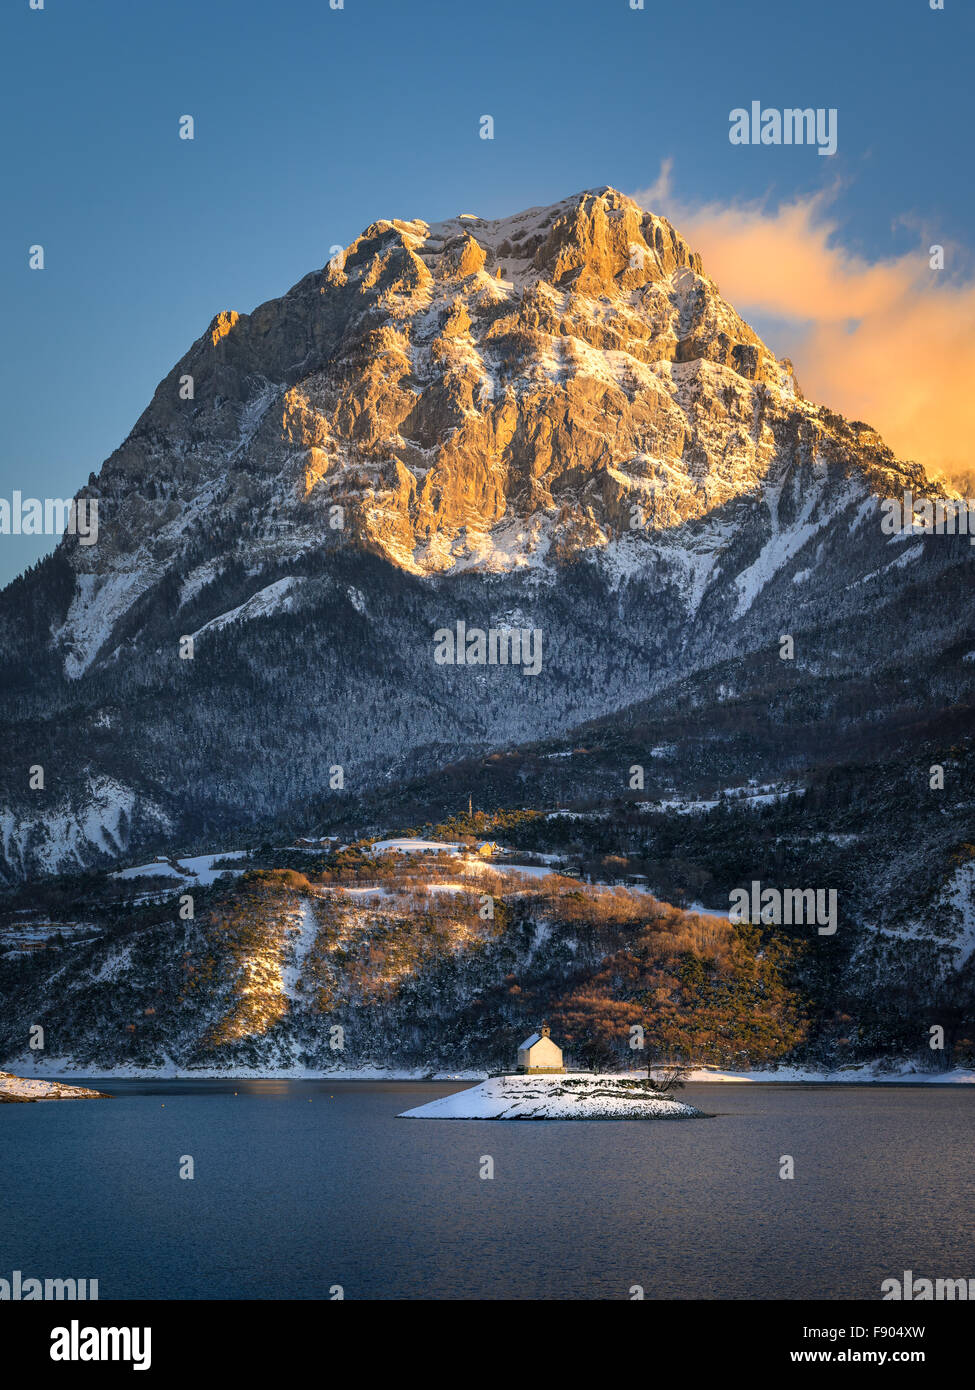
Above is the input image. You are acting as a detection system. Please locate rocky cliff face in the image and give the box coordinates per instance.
[89,195,751,535]
[46,186,911,672]
[0,187,971,881]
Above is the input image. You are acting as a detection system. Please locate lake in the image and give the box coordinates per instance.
[2,1080,972,1300]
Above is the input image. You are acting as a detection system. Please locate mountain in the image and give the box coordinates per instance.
[0,186,972,885]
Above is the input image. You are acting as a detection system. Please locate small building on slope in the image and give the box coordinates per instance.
[517,1025,565,1073]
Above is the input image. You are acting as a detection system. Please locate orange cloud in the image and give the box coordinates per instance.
[632,164,975,483]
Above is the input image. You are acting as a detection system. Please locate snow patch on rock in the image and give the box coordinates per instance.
[399,1072,702,1120]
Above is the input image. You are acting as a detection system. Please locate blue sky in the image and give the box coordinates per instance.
[1,0,970,585]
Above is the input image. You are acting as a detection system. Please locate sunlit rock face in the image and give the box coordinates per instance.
[78,186,914,593]
[0,187,969,881]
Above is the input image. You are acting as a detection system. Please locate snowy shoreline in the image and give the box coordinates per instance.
[0,1071,110,1102]
[4,1058,973,1084]
[399,1074,704,1120]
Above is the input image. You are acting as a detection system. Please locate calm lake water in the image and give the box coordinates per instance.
[2,1081,972,1300]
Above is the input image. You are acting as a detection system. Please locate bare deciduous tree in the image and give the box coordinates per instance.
[647,1062,689,1093]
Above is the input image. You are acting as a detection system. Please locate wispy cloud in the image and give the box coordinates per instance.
[632,162,974,483]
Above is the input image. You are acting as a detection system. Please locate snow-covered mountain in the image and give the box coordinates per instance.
[0,186,971,881]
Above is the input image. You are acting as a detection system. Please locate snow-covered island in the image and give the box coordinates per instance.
[0,1072,110,1103]
[399,1073,704,1120]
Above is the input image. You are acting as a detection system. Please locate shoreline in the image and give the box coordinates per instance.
[4,1059,973,1085]
[0,1071,111,1102]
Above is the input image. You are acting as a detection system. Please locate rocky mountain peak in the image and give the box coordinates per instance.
[20,186,923,690]
[0,188,967,889]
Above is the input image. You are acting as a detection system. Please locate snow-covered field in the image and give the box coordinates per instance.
[368,838,466,854]
[399,1073,702,1120]
[111,850,250,888]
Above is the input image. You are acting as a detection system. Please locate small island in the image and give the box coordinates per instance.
[0,1072,111,1103]
[399,1027,704,1120]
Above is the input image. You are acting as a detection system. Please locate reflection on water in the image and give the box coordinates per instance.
[1,1081,972,1300]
